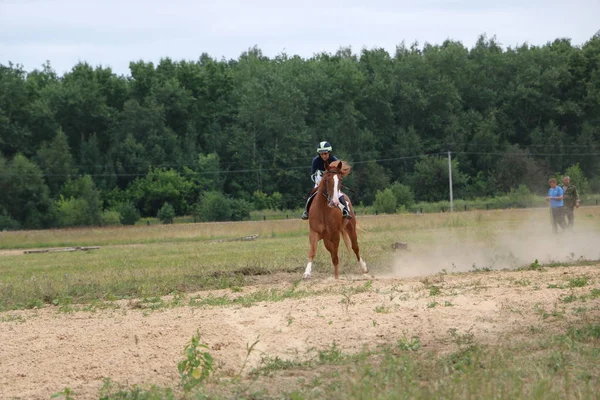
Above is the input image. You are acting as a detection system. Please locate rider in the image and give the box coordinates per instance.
[301,141,352,220]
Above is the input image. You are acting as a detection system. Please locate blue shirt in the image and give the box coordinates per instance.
[548,186,564,208]
[311,154,339,175]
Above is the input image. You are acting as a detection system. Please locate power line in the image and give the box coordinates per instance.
[0,150,596,178]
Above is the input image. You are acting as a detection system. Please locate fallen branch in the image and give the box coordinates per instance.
[208,234,259,243]
[24,246,101,254]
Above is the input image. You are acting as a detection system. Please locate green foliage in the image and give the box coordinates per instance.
[101,210,121,226]
[177,331,214,392]
[270,192,284,210]
[58,175,103,226]
[506,184,536,208]
[373,188,397,214]
[389,182,415,208]
[56,196,90,227]
[127,168,194,217]
[2,37,600,228]
[252,190,270,211]
[230,198,253,221]
[157,202,175,224]
[563,163,589,195]
[119,202,141,225]
[198,191,231,222]
[35,129,74,197]
[409,156,468,202]
[0,153,55,229]
[0,213,21,231]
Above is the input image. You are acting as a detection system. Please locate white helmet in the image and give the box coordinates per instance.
[317,141,332,153]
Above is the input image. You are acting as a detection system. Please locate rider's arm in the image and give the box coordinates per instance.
[311,157,319,175]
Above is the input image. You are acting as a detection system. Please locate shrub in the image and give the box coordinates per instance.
[199,191,231,222]
[119,202,141,226]
[56,197,89,227]
[0,213,21,231]
[389,182,415,208]
[157,202,175,224]
[101,210,121,226]
[373,188,397,214]
[230,198,253,221]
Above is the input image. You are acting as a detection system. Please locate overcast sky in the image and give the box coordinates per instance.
[1,0,598,76]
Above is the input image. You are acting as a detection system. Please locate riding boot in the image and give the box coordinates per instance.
[339,196,352,219]
[301,193,315,220]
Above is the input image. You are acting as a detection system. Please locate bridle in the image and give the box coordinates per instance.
[319,168,342,203]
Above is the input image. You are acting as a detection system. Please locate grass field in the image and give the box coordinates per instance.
[0,207,599,399]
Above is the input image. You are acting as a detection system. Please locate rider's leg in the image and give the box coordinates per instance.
[301,191,317,220]
[338,195,352,219]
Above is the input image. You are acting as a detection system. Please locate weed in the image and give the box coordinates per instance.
[340,293,354,313]
[238,337,260,377]
[429,285,442,296]
[396,335,421,351]
[374,305,391,313]
[0,314,25,323]
[528,259,545,271]
[317,342,345,364]
[427,301,439,308]
[177,330,214,392]
[51,387,75,400]
[568,276,589,288]
[448,328,475,349]
[547,283,566,289]
[471,263,493,272]
[560,294,577,303]
[251,356,304,377]
[286,314,294,326]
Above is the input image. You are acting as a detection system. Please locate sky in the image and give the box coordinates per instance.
[1,0,599,76]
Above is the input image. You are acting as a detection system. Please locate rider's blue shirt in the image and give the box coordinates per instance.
[311,154,339,175]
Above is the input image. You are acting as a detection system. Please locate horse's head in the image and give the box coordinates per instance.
[319,160,351,208]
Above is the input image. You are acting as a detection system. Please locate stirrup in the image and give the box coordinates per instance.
[301,210,309,220]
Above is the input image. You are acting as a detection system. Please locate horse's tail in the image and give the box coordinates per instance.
[355,219,366,234]
[341,229,353,253]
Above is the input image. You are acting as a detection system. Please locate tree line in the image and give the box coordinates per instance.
[1,33,599,229]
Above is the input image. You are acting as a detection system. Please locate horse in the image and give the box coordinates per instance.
[303,160,368,279]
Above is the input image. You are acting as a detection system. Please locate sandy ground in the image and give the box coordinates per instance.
[1,264,599,400]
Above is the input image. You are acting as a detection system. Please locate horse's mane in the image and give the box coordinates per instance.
[328,160,351,177]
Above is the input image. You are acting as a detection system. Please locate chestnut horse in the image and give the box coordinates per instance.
[304,160,368,279]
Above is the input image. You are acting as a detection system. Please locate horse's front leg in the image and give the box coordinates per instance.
[323,237,340,279]
[304,231,320,279]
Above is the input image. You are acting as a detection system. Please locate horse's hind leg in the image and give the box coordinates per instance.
[304,231,320,279]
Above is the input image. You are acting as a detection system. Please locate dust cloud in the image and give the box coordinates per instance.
[390,211,600,278]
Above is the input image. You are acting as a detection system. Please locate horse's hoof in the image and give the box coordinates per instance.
[304,273,311,279]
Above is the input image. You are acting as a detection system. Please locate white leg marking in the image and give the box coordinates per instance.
[304,261,312,279]
[359,257,368,274]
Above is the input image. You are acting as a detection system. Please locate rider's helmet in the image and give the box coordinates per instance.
[317,141,333,154]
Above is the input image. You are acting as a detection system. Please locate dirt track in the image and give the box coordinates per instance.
[1,265,599,400]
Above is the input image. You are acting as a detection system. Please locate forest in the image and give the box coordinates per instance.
[1,33,599,229]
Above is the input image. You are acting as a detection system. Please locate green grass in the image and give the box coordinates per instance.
[1,208,599,312]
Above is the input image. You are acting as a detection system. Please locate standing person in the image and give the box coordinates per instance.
[545,178,567,233]
[301,141,351,220]
[562,176,580,230]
